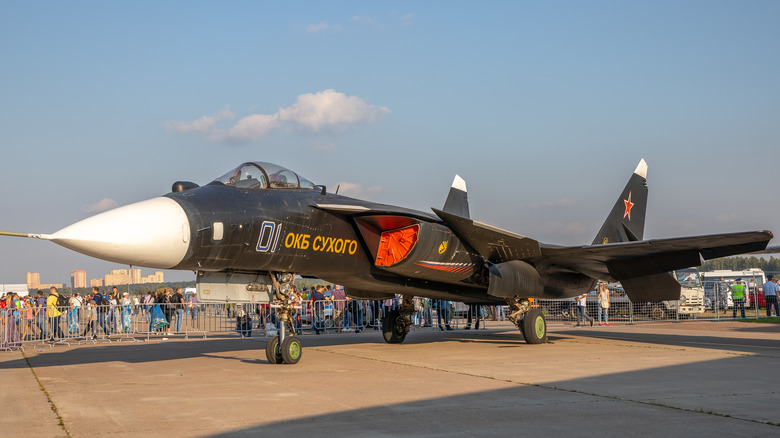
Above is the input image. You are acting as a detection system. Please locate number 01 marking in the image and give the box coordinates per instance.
[256,221,282,252]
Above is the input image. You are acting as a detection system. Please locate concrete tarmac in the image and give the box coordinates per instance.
[2,321,779,437]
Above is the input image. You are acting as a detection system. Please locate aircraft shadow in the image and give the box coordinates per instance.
[202,353,780,437]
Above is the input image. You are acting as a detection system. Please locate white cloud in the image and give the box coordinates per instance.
[166,90,389,143]
[306,22,329,33]
[164,106,235,134]
[335,181,383,199]
[399,13,414,27]
[305,22,342,33]
[278,89,389,132]
[351,15,385,30]
[528,198,575,208]
[221,113,281,143]
[82,198,119,213]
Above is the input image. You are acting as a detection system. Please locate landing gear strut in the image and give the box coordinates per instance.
[265,272,302,364]
[506,297,548,344]
[381,295,415,344]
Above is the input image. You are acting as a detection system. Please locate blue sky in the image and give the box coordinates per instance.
[1,1,778,285]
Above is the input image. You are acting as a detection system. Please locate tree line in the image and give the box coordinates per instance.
[699,256,780,275]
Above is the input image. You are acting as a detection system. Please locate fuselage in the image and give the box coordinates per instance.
[165,182,501,302]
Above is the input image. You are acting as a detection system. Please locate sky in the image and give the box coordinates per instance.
[1,1,779,286]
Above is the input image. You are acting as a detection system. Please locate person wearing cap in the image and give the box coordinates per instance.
[763,275,779,317]
[732,278,746,319]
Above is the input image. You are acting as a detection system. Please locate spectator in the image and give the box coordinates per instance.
[81,300,98,340]
[171,287,185,333]
[575,293,594,327]
[290,288,303,335]
[121,292,132,333]
[1,294,20,350]
[732,278,746,319]
[92,287,109,336]
[437,299,453,331]
[236,309,252,337]
[143,291,153,322]
[331,286,346,333]
[35,290,48,340]
[159,289,173,335]
[420,298,432,327]
[347,297,363,333]
[763,275,779,317]
[108,291,119,333]
[21,299,34,341]
[310,286,327,335]
[47,287,65,341]
[465,304,481,330]
[597,282,611,326]
[495,304,505,321]
[188,291,199,328]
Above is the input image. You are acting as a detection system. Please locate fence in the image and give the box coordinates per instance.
[538,280,775,325]
[3,285,776,351]
[0,299,504,351]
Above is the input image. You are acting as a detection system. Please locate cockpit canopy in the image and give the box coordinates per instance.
[213,162,317,190]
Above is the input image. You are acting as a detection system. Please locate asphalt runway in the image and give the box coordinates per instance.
[2,321,779,437]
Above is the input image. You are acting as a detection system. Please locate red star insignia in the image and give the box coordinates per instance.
[623,191,634,220]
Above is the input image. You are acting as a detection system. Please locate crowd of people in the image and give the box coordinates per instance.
[0,285,200,348]
[240,284,505,337]
[4,283,504,348]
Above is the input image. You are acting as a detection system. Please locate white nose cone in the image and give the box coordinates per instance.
[49,197,190,269]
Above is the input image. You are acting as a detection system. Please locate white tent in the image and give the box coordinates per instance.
[1,284,30,296]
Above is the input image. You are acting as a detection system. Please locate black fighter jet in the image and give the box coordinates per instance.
[2,159,773,364]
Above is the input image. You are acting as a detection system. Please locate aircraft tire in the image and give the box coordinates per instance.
[281,336,302,364]
[521,308,548,344]
[382,310,406,344]
[265,336,283,364]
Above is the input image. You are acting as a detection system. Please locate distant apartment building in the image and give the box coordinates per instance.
[26,272,40,290]
[141,271,164,284]
[71,269,87,289]
[25,272,62,291]
[104,269,131,286]
[90,278,104,288]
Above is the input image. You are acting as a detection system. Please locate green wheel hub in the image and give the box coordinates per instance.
[534,315,545,339]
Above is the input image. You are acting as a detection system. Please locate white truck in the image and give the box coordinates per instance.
[664,268,705,317]
[701,268,766,309]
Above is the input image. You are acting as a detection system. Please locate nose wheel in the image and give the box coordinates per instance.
[265,272,302,364]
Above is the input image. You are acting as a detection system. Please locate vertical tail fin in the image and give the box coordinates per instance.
[442,174,470,219]
[592,159,648,245]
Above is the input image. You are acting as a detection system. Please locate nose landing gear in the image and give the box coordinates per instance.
[265,272,302,364]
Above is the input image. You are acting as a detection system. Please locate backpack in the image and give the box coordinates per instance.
[56,293,68,307]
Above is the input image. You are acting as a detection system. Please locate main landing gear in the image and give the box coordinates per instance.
[506,297,548,344]
[265,272,302,364]
[381,295,415,344]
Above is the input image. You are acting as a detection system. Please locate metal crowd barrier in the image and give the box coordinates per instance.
[4,285,775,352]
[1,299,511,351]
[538,280,768,324]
